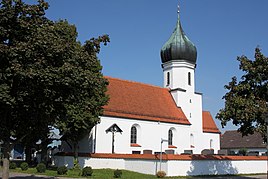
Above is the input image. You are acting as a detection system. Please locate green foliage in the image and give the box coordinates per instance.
[217,48,268,141]
[57,166,68,175]
[238,148,248,156]
[20,162,29,171]
[113,169,122,178]
[0,0,109,164]
[81,166,93,177]
[156,171,166,178]
[36,163,46,173]
[9,162,16,169]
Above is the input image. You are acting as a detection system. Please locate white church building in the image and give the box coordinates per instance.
[61,5,220,156]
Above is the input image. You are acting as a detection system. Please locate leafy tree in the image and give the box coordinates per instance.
[0,0,109,178]
[55,31,110,165]
[217,48,268,141]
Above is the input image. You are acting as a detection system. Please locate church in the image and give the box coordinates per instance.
[62,5,221,155]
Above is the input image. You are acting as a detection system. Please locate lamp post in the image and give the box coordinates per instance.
[160,138,168,171]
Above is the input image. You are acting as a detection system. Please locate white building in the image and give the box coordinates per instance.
[61,5,220,155]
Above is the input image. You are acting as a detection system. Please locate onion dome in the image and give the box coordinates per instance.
[161,6,197,64]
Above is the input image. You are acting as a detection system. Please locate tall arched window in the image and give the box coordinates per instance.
[190,133,194,147]
[210,139,213,149]
[168,129,173,145]
[130,126,137,144]
[167,72,170,86]
[188,72,191,86]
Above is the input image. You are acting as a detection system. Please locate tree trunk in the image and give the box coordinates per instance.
[25,145,32,164]
[40,143,47,164]
[73,142,79,168]
[2,158,9,179]
[2,142,11,179]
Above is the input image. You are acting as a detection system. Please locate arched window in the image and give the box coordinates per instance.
[167,72,170,86]
[210,139,213,149]
[188,72,191,86]
[130,126,137,144]
[190,133,194,147]
[168,129,173,145]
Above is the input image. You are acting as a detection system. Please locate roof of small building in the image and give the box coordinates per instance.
[202,111,221,133]
[103,77,220,134]
[220,130,266,149]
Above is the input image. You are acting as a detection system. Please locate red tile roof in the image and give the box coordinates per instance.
[202,111,220,133]
[103,77,190,125]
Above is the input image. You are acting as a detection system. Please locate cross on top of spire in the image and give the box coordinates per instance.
[177,1,180,13]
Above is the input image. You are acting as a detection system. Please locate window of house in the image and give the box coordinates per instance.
[167,72,170,86]
[188,72,191,86]
[168,129,173,145]
[130,126,137,144]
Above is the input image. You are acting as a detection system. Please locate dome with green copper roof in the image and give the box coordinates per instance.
[160,7,197,64]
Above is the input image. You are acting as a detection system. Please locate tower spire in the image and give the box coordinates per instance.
[160,1,197,64]
[177,1,180,14]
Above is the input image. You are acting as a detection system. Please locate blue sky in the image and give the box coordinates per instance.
[28,0,268,132]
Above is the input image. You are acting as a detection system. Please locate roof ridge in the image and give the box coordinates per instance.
[105,76,168,91]
[105,108,188,121]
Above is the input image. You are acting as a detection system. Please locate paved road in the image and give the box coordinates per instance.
[0,172,267,179]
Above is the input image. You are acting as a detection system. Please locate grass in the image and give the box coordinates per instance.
[9,167,161,179]
[3,166,267,179]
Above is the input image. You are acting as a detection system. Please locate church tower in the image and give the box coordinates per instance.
[160,4,203,136]
[160,4,197,93]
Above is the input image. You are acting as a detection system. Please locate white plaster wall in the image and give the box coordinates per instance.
[83,157,125,169]
[125,159,166,175]
[160,159,267,176]
[167,160,192,176]
[200,133,221,154]
[54,156,267,176]
[231,160,267,174]
[94,116,191,154]
[162,61,195,92]
[171,90,204,154]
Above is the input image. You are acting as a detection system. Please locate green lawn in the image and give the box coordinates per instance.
[8,167,163,179]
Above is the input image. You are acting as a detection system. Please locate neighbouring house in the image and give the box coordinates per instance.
[60,3,221,156]
[220,130,267,156]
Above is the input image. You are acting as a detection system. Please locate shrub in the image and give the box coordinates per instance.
[81,166,93,176]
[114,169,122,178]
[36,163,46,173]
[20,162,29,171]
[57,166,68,175]
[238,148,247,156]
[9,162,17,169]
[156,171,166,178]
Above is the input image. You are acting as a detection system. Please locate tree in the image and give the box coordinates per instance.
[0,0,109,178]
[55,30,110,166]
[217,48,268,141]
